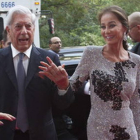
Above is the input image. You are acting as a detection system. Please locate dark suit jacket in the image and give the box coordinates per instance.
[0,46,74,140]
[130,42,140,55]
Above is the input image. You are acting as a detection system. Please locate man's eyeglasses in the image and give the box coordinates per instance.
[51,41,61,44]
[129,25,137,32]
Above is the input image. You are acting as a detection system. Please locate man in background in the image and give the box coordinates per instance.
[1,29,11,48]
[48,37,78,140]
[49,37,62,54]
[128,12,140,54]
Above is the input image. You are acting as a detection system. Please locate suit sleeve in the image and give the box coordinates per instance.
[47,51,75,110]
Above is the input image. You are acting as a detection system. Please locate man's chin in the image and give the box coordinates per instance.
[17,45,30,52]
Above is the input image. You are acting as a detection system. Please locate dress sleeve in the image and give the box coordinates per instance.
[130,61,140,139]
[69,47,91,91]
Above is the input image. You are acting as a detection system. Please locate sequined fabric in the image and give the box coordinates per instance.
[69,46,140,140]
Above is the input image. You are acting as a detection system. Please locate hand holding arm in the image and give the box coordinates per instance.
[0,112,16,125]
[39,57,69,90]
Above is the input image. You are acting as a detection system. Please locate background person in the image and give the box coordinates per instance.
[1,29,11,48]
[49,37,78,140]
[49,37,62,54]
[39,5,140,140]
[0,5,74,140]
[128,12,140,54]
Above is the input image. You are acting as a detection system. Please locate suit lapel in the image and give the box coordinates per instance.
[4,47,18,90]
[25,47,41,88]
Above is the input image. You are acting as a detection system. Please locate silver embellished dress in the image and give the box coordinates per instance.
[69,46,140,140]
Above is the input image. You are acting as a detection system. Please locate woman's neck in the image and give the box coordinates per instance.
[102,45,129,62]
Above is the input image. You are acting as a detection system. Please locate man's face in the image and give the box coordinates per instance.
[7,13,35,52]
[49,37,62,53]
[128,24,140,43]
[128,16,140,43]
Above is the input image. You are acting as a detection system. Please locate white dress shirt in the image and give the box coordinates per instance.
[11,44,32,76]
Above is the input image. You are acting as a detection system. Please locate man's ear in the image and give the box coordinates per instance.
[49,44,52,49]
[6,26,10,34]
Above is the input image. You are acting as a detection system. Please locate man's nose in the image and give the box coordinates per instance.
[21,26,27,34]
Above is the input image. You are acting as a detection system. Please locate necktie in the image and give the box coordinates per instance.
[16,53,29,132]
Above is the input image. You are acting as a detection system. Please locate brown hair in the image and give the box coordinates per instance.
[98,5,129,50]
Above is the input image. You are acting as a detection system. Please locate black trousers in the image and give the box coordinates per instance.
[14,129,78,140]
[14,130,30,140]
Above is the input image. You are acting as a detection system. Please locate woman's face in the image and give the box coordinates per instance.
[100,12,126,46]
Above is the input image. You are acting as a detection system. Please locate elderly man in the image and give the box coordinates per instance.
[128,12,140,54]
[0,5,74,140]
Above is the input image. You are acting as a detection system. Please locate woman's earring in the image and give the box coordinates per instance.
[123,32,127,41]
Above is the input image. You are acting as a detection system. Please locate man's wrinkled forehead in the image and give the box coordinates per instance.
[10,13,33,25]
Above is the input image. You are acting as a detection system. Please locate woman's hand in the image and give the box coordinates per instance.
[39,57,69,90]
[0,112,16,125]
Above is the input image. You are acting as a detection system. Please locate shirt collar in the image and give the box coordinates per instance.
[11,44,32,58]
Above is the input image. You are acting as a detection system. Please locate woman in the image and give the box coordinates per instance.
[39,5,140,140]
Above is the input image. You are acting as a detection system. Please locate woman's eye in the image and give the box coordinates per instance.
[109,24,116,28]
[100,24,116,30]
[100,26,106,29]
